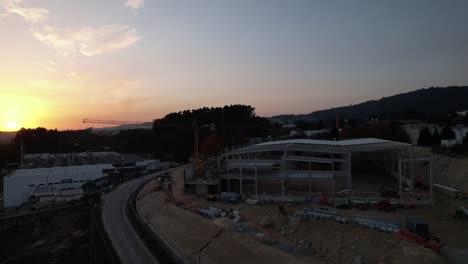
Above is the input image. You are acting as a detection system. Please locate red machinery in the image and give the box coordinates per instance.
[376,198,395,212]
[319,197,330,206]
[394,228,442,252]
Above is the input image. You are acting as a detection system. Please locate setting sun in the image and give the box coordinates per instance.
[4,121,19,131]
[0,93,46,131]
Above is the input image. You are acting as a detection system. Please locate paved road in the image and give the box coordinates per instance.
[102,172,168,264]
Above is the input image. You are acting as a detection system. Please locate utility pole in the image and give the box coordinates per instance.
[20,140,24,167]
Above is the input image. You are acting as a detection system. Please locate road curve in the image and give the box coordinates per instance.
[102,172,168,264]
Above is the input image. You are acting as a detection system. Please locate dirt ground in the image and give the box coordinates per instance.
[137,175,325,264]
[135,166,468,264]
[0,208,111,264]
[415,147,468,193]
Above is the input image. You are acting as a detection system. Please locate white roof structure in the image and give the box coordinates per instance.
[6,164,115,179]
[3,164,114,208]
[226,138,410,155]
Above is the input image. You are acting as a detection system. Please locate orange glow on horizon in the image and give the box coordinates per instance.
[0,94,46,132]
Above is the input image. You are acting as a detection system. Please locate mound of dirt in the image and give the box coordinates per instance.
[213,217,233,227]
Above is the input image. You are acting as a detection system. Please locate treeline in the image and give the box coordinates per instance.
[3,105,270,164]
[152,105,270,160]
[417,126,458,146]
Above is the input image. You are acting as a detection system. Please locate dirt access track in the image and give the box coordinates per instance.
[136,167,449,264]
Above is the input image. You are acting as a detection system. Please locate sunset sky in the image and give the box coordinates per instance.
[1,0,467,131]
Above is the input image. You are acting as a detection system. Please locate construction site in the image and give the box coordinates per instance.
[133,138,468,264]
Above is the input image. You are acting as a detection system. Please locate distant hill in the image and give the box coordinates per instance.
[271,86,468,122]
[0,131,16,144]
[90,123,153,135]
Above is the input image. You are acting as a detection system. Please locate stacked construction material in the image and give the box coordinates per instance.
[220,192,241,202]
[352,216,400,233]
[295,208,401,233]
[196,206,241,222]
[198,207,223,219]
[295,208,349,223]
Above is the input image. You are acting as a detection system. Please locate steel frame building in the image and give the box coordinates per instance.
[218,138,411,197]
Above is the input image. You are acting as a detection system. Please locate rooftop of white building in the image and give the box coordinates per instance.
[6,164,114,178]
[226,138,410,155]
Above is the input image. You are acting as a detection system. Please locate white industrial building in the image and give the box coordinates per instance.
[3,164,114,208]
[2,151,163,208]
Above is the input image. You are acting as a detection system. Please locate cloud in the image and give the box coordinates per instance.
[32,24,142,56]
[34,60,59,72]
[120,96,149,107]
[124,0,144,10]
[0,0,49,23]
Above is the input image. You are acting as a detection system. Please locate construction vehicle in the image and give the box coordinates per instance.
[376,199,392,211]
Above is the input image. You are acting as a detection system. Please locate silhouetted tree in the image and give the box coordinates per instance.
[295,120,324,130]
[464,113,468,126]
[418,127,433,146]
[440,126,456,140]
[328,127,340,138]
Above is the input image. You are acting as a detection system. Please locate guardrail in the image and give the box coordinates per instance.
[91,205,121,264]
[126,175,189,264]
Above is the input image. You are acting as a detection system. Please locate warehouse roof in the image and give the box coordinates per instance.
[6,164,114,178]
[225,138,410,155]
[22,152,148,168]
